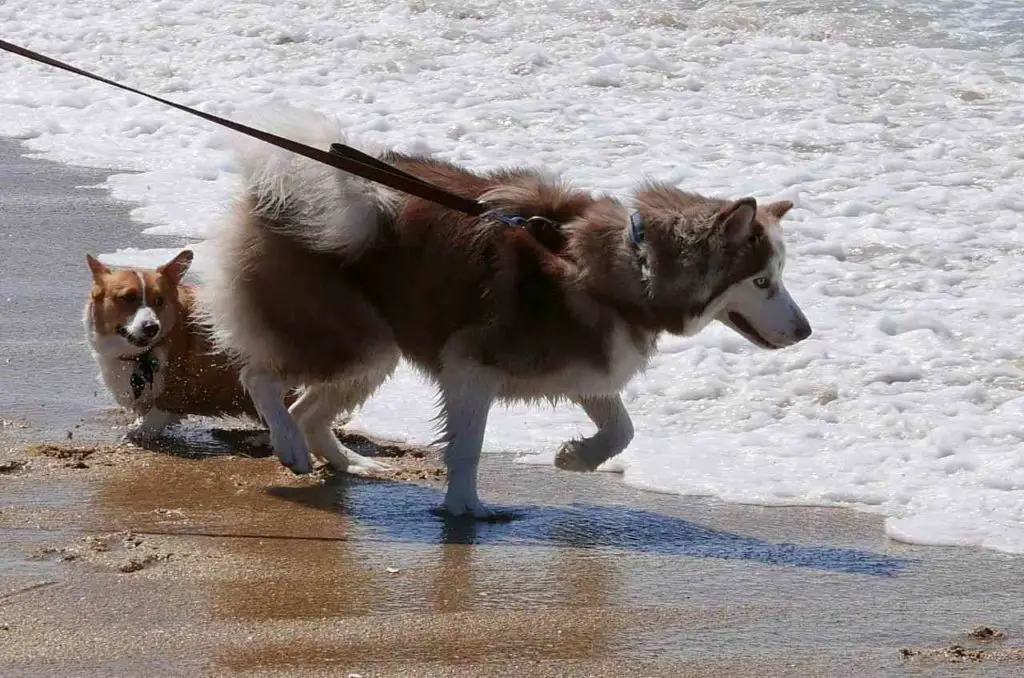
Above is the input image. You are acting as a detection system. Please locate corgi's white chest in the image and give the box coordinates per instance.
[95,346,169,411]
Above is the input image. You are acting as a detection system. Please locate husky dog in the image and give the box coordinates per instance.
[200,109,811,517]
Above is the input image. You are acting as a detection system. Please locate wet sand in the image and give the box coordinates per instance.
[2,140,1023,677]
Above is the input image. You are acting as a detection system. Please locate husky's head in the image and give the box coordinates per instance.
[630,185,811,349]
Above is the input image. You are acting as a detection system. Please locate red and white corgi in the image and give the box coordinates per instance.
[83,249,263,440]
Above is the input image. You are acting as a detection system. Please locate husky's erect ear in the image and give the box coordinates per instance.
[765,200,794,220]
[86,254,110,282]
[716,198,758,244]
[157,249,194,285]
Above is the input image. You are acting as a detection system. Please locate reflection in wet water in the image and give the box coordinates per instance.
[271,477,912,577]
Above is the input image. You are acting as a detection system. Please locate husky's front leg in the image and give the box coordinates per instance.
[554,394,634,472]
[241,367,312,474]
[436,368,498,519]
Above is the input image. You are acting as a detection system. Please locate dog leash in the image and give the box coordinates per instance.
[0,39,488,217]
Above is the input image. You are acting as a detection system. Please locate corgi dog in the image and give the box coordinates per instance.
[83,249,264,440]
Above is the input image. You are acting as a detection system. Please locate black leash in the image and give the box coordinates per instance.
[0,39,487,217]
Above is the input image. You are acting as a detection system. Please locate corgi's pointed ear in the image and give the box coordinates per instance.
[765,200,793,220]
[157,249,194,285]
[86,254,110,281]
[716,197,758,243]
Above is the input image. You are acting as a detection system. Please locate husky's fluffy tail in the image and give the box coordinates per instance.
[228,106,394,257]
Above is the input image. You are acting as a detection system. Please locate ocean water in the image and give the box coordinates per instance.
[2,0,1023,553]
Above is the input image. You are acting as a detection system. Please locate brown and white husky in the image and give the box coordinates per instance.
[199,108,812,517]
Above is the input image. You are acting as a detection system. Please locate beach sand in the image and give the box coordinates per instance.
[1,141,1022,677]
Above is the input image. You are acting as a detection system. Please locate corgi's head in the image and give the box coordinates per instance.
[85,250,193,356]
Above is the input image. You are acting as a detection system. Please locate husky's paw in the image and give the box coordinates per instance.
[340,453,393,477]
[554,439,603,472]
[271,428,313,475]
[311,438,393,476]
[436,495,494,520]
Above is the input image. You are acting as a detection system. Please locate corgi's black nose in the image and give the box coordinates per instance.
[141,321,160,339]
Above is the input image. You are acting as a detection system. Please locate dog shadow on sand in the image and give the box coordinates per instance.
[125,422,419,465]
[120,420,911,578]
[266,468,914,579]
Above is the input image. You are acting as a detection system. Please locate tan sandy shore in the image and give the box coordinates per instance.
[2,432,1023,678]
[2,141,1023,677]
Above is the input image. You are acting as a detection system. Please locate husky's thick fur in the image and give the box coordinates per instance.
[201,108,812,517]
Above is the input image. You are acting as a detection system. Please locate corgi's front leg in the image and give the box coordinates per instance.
[126,408,183,441]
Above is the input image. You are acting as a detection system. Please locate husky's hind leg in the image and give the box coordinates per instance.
[242,367,313,474]
[289,348,400,475]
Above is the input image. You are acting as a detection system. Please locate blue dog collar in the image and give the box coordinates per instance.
[629,211,645,245]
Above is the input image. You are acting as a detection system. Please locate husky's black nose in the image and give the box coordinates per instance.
[141,321,160,339]
[794,322,812,341]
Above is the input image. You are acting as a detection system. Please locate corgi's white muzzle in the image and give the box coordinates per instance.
[117,307,161,348]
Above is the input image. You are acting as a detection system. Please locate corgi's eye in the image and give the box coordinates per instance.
[119,291,139,304]
[752,276,771,289]
[152,295,164,308]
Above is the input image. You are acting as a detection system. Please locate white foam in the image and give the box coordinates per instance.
[3,0,1024,553]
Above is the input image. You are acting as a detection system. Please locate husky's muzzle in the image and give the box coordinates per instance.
[717,283,811,350]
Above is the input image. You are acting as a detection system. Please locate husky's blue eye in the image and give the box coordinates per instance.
[753,276,771,289]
